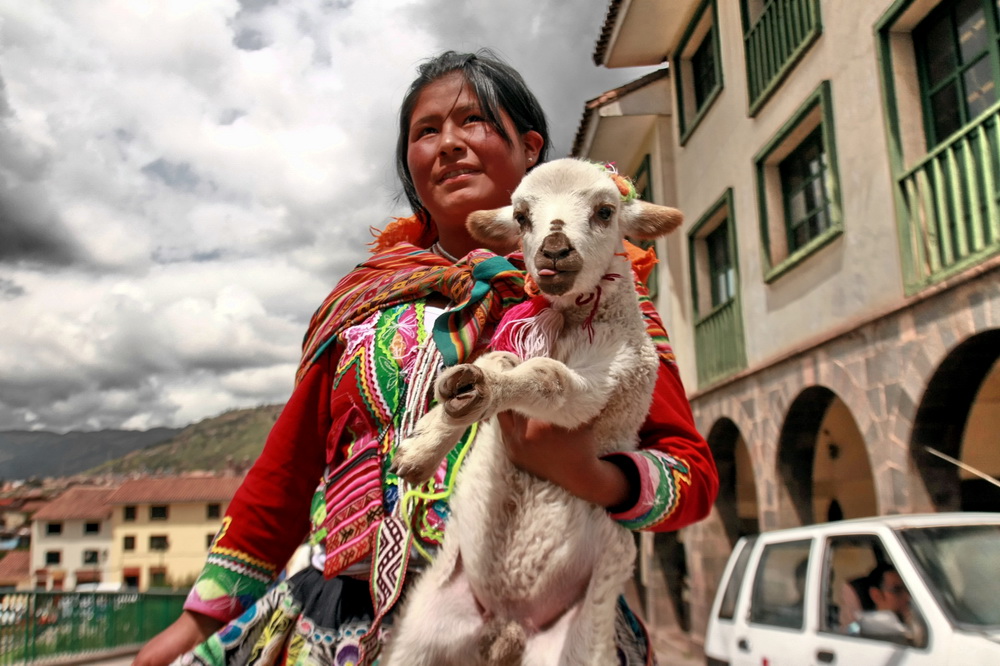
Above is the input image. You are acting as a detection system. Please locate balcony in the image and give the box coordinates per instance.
[743,0,822,114]
[896,104,1000,292]
[694,299,748,388]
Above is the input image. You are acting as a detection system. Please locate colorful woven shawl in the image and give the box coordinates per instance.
[297,242,528,383]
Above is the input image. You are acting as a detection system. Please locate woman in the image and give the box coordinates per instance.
[136,49,717,666]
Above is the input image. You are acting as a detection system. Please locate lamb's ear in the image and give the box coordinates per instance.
[620,200,684,239]
[467,206,520,249]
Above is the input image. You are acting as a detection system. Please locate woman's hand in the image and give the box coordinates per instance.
[495,411,630,508]
[133,610,223,666]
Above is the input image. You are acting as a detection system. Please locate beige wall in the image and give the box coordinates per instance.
[109,501,225,591]
[30,517,113,590]
[671,0,903,369]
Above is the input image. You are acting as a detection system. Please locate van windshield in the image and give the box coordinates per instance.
[898,523,1000,629]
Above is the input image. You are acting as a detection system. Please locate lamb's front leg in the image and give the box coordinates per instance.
[393,405,467,485]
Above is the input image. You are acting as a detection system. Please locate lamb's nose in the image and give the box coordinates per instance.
[541,231,573,261]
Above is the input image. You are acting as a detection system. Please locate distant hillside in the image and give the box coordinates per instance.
[0,428,181,480]
[83,404,284,476]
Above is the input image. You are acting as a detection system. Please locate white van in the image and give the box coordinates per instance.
[704,513,1000,665]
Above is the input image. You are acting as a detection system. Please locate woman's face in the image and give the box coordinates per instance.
[406,73,543,239]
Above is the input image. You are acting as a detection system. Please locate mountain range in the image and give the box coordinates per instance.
[0,404,284,480]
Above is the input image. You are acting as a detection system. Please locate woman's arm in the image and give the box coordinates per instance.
[498,359,717,531]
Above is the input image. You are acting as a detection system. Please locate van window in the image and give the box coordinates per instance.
[822,534,927,648]
[718,537,757,620]
[749,539,811,629]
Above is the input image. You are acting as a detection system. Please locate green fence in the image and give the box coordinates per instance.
[694,298,747,388]
[0,590,186,664]
[744,0,821,113]
[897,103,1000,291]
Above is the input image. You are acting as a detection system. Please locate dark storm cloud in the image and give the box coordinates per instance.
[0,179,84,266]
[0,71,86,267]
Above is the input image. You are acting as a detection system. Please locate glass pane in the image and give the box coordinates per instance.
[900,524,1000,627]
[720,537,757,620]
[963,56,998,118]
[692,26,718,110]
[922,13,958,87]
[789,190,807,223]
[955,0,988,63]
[749,540,812,629]
[931,81,963,141]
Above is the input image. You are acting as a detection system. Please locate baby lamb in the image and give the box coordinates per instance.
[385,158,683,666]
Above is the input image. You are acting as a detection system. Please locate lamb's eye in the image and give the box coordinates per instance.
[596,205,614,222]
[514,212,530,229]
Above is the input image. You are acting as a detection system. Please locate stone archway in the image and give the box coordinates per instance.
[708,417,759,545]
[777,387,834,527]
[912,329,1000,511]
[811,395,878,522]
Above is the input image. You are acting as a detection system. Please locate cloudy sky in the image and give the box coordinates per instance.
[0,0,656,433]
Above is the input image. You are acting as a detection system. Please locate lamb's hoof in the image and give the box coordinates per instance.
[437,365,489,420]
[391,437,440,484]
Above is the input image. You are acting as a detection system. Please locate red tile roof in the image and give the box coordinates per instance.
[0,550,30,585]
[33,487,118,521]
[107,476,244,504]
[571,68,671,157]
[593,0,624,66]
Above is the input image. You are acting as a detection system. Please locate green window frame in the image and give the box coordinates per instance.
[780,126,832,253]
[877,0,1000,292]
[628,155,659,299]
[688,189,747,387]
[741,0,823,115]
[675,0,724,143]
[755,81,843,282]
[706,223,736,307]
[914,0,1000,146]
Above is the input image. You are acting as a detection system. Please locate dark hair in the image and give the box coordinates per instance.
[868,563,899,591]
[395,49,550,224]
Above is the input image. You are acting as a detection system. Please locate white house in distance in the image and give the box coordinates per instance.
[30,486,117,590]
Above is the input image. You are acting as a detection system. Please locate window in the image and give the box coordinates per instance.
[755,81,843,281]
[207,503,221,519]
[149,535,169,551]
[675,0,723,141]
[149,567,168,588]
[82,550,100,566]
[84,522,100,535]
[123,535,135,551]
[749,539,812,629]
[822,534,927,647]
[150,505,168,520]
[915,0,1000,146]
[706,224,736,307]
[876,0,1000,291]
[741,0,822,113]
[123,505,136,521]
[206,533,216,549]
[45,522,62,536]
[688,189,747,386]
[718,537,757,620]
[627,155,659,299]
[45,551,61,566]
[780,127,832,253]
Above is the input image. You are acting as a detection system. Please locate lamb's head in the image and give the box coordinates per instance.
[468,158,683,299]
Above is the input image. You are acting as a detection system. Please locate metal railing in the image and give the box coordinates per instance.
[0,590,186,664]
[694,298,747,387]
[744,0,821,111]
[896,103,1000,291]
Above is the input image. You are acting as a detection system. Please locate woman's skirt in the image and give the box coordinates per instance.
[174,567,657,665]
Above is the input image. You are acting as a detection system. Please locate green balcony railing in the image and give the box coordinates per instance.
[694,298,748,387]
[896,104,1000,291]
[744,0,821,113]
[0,590,186,664]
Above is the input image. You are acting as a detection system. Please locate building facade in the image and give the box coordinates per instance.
[578,0,1000,655]
[29,486,117,590]
[107,476,242,591]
